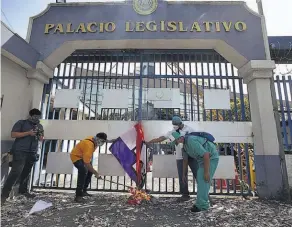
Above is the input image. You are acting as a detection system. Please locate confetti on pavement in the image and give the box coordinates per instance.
[1,191,292,227]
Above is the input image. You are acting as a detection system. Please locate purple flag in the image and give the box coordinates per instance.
[109,126,147,184]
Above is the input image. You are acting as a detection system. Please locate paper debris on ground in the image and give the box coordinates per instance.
[28,200,53,215]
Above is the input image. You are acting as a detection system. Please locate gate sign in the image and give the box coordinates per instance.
[26,1,266,62]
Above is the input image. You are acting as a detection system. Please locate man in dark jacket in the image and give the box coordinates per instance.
[1,109,44,204]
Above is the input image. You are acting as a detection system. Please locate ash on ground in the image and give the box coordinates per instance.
[1,191,292,227]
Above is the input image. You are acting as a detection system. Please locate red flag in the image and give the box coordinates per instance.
[134,122,144,187]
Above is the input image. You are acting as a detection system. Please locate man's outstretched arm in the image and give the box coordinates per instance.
[107,139,117,143]
[146,136,167,144]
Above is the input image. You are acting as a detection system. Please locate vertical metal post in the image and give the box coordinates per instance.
[138,53,143,121]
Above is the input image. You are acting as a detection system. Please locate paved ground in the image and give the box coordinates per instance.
[1,191,292,227]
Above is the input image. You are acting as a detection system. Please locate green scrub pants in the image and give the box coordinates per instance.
[195,158,219,210]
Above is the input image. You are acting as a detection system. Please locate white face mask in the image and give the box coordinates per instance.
[94,137,105,147]
[173,125,179,131]
[97,140,105,147]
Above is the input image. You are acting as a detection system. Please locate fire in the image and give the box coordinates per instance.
[127,187,151,205]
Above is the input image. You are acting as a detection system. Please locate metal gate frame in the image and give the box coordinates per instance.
[31,49,253,196]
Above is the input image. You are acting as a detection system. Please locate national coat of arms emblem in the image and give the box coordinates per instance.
[133,0,158,16]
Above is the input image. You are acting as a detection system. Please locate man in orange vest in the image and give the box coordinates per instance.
[70,133,107,202]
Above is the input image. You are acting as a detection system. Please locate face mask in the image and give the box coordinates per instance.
[94,137,105,147]
[97,141,105,147]
[29,115,41,124]
[173,125,179,131]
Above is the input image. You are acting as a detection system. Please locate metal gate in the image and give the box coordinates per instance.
[274,74,292,152]
[32,49,253,196]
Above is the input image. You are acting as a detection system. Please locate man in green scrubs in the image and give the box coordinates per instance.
[170,132,219,212]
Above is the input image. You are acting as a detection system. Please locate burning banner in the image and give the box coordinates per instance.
[109,123,147,188]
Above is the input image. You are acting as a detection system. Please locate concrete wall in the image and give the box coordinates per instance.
[1,56,31,151]
[285,154,292,191]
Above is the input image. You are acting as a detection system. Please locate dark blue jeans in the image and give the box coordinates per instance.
[73,159,93,197]
[176,157,198,196]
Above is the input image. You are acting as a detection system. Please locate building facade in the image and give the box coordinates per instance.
[1,0,291,199]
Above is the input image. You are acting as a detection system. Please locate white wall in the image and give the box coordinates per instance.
[1,23,14,47]
[1,56,30,141]
[41,120,253,143]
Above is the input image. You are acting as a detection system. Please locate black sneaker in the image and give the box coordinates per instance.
[190,205,201,213]
[177,195,190,202]
[74,196,86,203]
[19,192,36,198]
[1,196,7,205]
[82,192,92,197]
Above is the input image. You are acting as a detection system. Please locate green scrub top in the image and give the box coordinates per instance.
[183,135,219,163]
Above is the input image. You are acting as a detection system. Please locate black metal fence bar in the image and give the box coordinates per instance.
[274,75,292,151]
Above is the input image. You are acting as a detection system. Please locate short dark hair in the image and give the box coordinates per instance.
[29,109,41,116]
[96,132,107,141]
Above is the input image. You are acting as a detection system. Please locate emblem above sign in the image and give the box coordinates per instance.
[133,0,158,15]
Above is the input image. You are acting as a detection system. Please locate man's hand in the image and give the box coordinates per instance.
[203,153,211,183]
[93,171,99,178]
[204,171,210,183]
[28,129,37,136]
[146,136,167,145]
[1,153,9,164]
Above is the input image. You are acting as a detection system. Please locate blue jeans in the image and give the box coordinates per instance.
[176,158,198,196]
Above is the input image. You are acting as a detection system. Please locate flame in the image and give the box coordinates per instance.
[127,187,151,205]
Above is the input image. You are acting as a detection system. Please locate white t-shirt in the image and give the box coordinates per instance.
[164,125,194,160]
